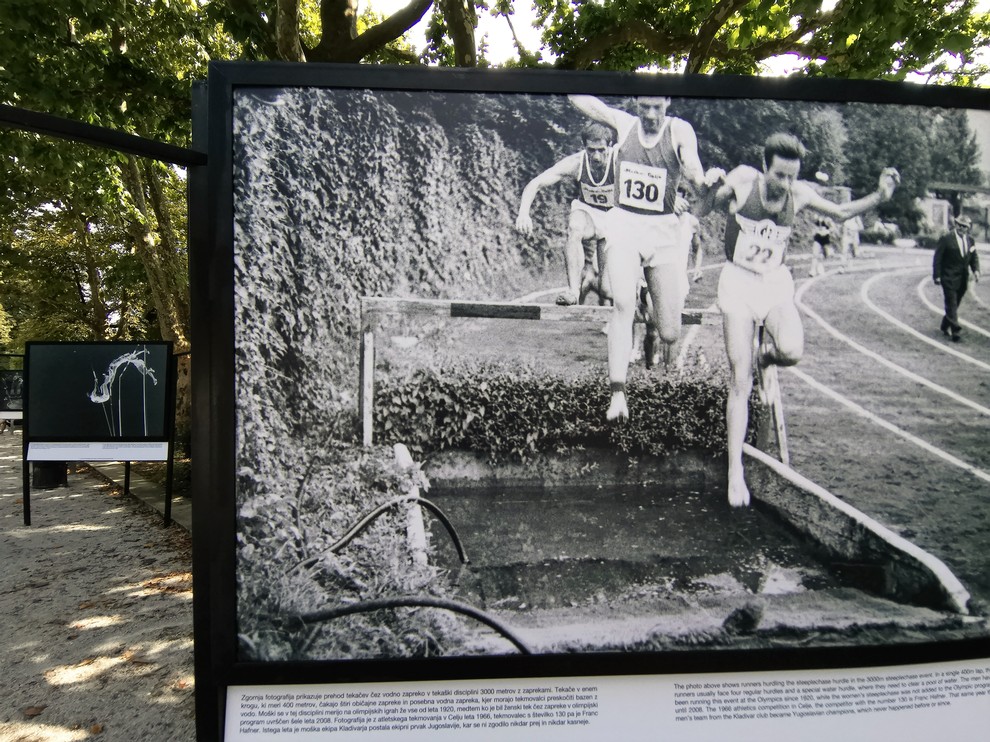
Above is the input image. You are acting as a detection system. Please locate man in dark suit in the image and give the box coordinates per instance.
[934,214,981,342]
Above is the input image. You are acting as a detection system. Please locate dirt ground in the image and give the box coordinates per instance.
[0,432,194,742]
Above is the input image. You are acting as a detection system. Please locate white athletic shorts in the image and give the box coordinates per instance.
[604,208,681,268]
[717,262,795,323]
[570,200,609,240]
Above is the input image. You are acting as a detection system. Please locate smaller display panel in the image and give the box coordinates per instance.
[25,342,173,444]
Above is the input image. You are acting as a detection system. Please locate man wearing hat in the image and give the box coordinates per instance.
[933,214,981,342]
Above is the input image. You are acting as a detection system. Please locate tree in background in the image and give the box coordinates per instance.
[219,1,990,80]
[528,0,990,80]
[928,108,984,187]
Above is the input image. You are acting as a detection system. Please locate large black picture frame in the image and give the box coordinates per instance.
[193,62,990,741]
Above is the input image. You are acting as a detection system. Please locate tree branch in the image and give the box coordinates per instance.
[687,0,750,74]
[707,11,832,68]
[558,20,696,69]
[311,0,433,62]
[440,0,477,67]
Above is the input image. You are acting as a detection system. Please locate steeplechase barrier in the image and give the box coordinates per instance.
[358,296,734,447]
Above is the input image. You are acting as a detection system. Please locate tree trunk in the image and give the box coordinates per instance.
[440,0,477,67]
[78,218,109,339]
[120,156,192,449]
[276,0,307,61]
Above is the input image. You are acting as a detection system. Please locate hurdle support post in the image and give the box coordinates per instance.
[359,299,376,446]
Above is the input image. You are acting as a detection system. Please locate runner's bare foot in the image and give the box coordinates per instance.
[606,392,629,422]
[728,472,751,507]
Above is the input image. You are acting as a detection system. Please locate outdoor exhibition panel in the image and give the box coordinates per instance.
[21,341,176,524]
[193,63,990,741]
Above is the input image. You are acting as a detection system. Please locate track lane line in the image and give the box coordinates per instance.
[914,275,990,340]
[785,365,990,485]
[858,269,990,370]
[795,273,990,417]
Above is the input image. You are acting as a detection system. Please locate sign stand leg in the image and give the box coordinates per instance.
[22,456,30,526]
[164,444,174,527]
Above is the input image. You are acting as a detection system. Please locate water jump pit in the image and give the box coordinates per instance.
[418,447,987,655]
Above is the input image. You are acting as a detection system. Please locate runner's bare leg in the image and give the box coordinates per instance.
[644,265,685,370]
[560,211,592,305]
[606,245,640,420]
[723,310,758,507]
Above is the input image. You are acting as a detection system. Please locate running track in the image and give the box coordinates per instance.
[780,246,990,608]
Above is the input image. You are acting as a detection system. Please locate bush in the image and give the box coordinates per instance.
[374,361,763,463]
[237,444,466,660]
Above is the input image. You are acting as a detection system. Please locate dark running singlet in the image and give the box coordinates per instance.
[723,175,795,275]
[614,119,681,215]
[578,149,615,210]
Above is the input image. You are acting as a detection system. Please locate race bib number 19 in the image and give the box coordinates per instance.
[581,183,614,208]
[619,162,667,212]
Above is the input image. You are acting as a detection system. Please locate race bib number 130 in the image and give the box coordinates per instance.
[619,162,667,212]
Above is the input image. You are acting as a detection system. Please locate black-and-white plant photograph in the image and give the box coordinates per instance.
[231,82,990,665]
[26,342,170,440]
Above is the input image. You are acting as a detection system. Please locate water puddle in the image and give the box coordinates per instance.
[427,483,836,613]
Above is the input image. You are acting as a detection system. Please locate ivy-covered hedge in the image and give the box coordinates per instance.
[374,362,762,462]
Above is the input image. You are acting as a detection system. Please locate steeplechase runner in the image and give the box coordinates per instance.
[700,132,900,507]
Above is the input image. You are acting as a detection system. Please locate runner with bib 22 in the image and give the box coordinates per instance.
[700,132,899,508]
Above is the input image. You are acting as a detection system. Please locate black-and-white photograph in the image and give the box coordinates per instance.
[230,80,990,666]
[26,342,171,440]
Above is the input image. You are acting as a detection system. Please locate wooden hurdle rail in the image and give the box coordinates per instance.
[359,296,791,467]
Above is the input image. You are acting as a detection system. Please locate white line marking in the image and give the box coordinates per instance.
[795,274,990,417]
[743,442,971,613]
[786,366,990,485]
[915,275,990,339]
[859,270,990,370]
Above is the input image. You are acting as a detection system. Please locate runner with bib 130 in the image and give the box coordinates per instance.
[568,94,725,422]
[700,132,900,508]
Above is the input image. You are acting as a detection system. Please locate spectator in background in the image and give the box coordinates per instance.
[516,122,616,306]
[934,214,981,343]
[840,214,864,263]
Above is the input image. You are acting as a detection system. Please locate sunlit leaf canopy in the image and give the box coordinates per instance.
[213,1,990,81]
[497,0,990,81]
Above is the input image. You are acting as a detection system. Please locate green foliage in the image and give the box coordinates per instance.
[528,0,990,82]
[373,361,761,462]
[0,0,234,348]
[237,443,467,660]
[0,303,11,347]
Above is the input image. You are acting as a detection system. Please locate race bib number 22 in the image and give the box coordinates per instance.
[618,162,667,212]
[732,214,790,274]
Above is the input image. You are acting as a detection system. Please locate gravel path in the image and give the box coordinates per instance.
[0,430,194,741]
